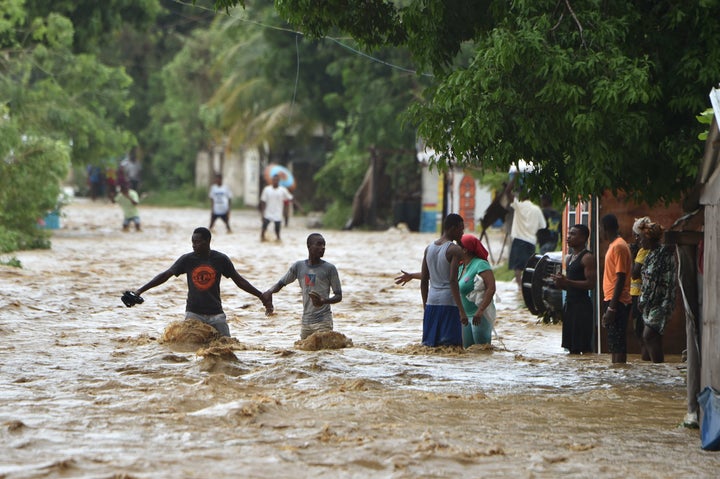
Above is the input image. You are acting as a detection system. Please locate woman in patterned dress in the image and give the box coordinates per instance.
[638,221,677,363]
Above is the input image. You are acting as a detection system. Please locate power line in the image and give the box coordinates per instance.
[171,0,433,77]
[289,33,300,124]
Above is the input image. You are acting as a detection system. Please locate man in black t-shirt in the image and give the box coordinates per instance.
[132,227,272,336]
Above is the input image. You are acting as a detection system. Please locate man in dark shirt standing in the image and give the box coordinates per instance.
[132,227,272,336]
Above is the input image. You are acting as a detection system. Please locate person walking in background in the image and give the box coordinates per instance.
[209,173,233,233]
[458,234,496,347]
[260,174,293,242]
[131,227,271,337]
[86,165,104,201]
[113,183,141,232]
[105,165,118,201]
[552,224,596,354]
[600,214,632,364]
[630,216,651,360]
[121,155,142,192]
[508,189,546,289]
[262,233,342,339]
[637,220,677,363]
[420,213,467,347]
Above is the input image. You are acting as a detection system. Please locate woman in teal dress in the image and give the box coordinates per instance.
[458,234,496,347]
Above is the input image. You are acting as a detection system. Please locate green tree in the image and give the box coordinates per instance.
[204,4,426,225]
[23,0,161,54]
[213,0,720,205]
[315,44,428,225]
[1,1,135,251]
[143,25,222,189]
[100,0,215,190]
[206,7,324,150]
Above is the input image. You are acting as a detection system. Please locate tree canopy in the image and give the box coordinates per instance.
[1,0,140,251]
[6,0,715,253]
[23,0,161,54]
[213,0,720,205]
[177,4,425,225]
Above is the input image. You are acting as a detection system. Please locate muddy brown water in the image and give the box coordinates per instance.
[1,199,718,478]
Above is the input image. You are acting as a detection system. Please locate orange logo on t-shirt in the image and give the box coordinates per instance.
[191,265,217,291]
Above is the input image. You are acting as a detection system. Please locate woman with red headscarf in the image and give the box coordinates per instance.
[458,234,496,346]
[394,233,497,347]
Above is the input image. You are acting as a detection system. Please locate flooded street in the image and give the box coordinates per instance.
[1,199,717,478]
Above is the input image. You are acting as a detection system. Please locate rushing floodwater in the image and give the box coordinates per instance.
[1,199,718,478]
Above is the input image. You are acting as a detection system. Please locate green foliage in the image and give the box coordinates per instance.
[697,108,714,141]
[319,42,426,222]
[213,0,717,206]
[97,1,216,191]
[491,263,515,282]
[1,1,135,251]
[275,0,405,52]
[207,8,316,149]
[313,125,369,205]
[143,25,221,189]
[24,0,161,54]
[0,104,71,249]
[0,228,21,254]
[478,171,510,194]
[406,1,702,204]
[269,0,489,72]
[0,256,22,268]
[2,5,136,165]
[197,5,424,226]
[319,200,353,230]
[208,0,245,14]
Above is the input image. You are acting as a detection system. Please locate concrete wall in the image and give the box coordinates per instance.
[195,147,261,208]
[242,148,261,207]
[195,150,212,191]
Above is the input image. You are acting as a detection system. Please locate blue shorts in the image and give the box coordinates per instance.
[211,213,229,223]
[123,216,140,227]
[509,238,536,270]
[422,304,462,347]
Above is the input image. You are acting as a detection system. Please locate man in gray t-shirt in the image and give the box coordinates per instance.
[263,233,342,339]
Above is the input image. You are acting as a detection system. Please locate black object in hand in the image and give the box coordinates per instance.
[121,291,144,307]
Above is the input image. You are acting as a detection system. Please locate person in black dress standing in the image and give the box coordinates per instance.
[552,224,597,354]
